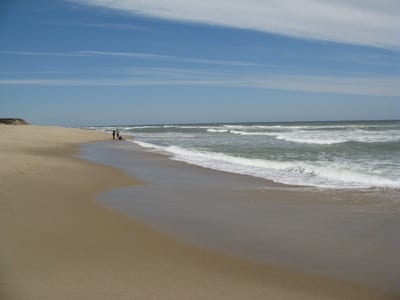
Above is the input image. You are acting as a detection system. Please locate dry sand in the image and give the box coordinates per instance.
[0,125,397,300]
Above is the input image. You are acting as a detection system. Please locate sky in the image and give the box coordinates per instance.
[0,0,399,126]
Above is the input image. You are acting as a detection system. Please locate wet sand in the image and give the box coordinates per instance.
[1,125,398,299]
[82,140,400,296]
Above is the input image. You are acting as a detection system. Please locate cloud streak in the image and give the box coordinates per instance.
[72,0,400,49]
[0,50,268,68]
[2,68,399,97]
[0,51,87,57]
[41,21,149,31]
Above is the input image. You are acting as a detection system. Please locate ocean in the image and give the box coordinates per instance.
[91,120,400,190]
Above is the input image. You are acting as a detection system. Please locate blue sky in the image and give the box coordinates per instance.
[0,0,399,126]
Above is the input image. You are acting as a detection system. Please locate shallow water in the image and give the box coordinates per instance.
[80,141,400,294]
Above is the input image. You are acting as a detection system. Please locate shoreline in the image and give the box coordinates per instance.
[105,120,400,190]
[1,125,398,299]
[84,140,400,295]
[121,137,400,211]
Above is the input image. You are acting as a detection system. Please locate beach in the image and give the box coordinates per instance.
[0,125,398,300]
[84,140,400,294]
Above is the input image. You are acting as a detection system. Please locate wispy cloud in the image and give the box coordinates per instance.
[81,50,169,60]
[240,75,400,97]
[71,0,400,50]
[0,51,88,57]
[83,50,266,67]
[0,50,159,59]
[2,67,399,97]
[2,49,399,96]
[56,21,148,31]
[0,50,268,68]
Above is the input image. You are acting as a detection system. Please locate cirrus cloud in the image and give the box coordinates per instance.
[71,0,400,50]
[2,69,400,97]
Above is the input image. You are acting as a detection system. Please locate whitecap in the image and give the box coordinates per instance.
[131,141,400,189]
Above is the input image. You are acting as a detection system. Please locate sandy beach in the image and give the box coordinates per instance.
[0,125,397,300]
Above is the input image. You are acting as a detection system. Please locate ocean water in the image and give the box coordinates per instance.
[92,120,400,190]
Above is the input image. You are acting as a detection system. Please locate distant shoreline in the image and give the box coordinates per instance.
[0,118,29,125]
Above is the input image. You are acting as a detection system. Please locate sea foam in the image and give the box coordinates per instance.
[132,140,400,189]
[94,121,400,190]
